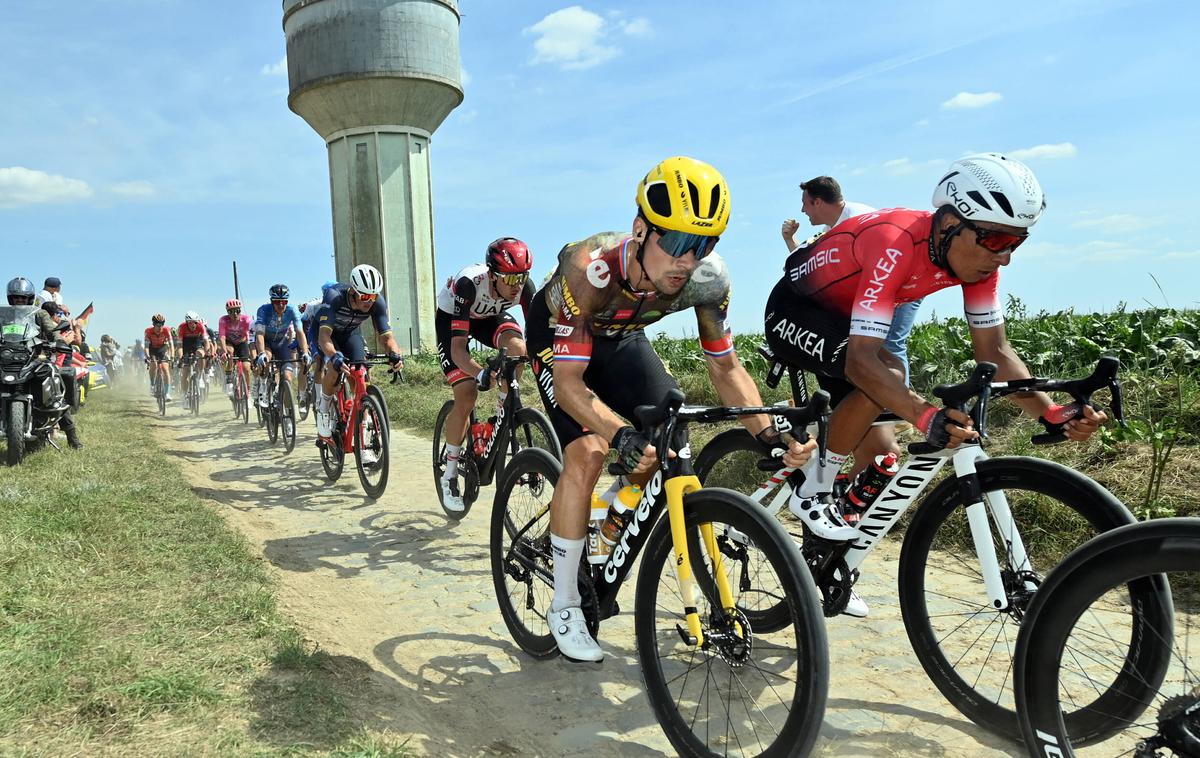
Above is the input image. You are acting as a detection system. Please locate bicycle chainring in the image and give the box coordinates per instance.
[803,540,853,618]
[460,456,481,506]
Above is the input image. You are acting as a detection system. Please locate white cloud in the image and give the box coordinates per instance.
[261,56,287,76]
[1071,213,1151,234]
[1160,249,1200,260]
[0,167,93,208]
[525,6,619,70]
[941,91,1003,109]
[883,157,943,176]
[1009,142,1078,160]
[109,180,157,199]
[619,17,652,37]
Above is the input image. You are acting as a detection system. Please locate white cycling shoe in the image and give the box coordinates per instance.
[788,492,859,541]
[439,476,465,513]
[550,606,603,663]
[843,590,869,618]
[315,408,334,438]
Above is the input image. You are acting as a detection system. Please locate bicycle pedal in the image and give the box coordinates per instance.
[675,623,698,647]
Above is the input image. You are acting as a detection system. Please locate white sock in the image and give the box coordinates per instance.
[550,533,584,612]
[443,443,461,478]
[319,391,334,412]
[797,451,848,498]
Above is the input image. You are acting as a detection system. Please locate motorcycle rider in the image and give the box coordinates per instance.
[5,278,82,450]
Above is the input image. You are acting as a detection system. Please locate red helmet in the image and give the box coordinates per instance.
[486,237,532,275]
[225,299,242,311]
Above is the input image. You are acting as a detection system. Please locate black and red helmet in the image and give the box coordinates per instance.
[485,237,532,275]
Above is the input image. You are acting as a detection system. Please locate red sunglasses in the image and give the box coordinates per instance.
[961,217,1028,254]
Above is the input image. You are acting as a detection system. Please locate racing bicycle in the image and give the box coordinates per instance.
[317,353,396,499]
[260,358,299,454]
[695,355,1138,740]
[179,354,203,416]
[1015,518,1189,757]
[492,389,830,757]
[432,348,561,519]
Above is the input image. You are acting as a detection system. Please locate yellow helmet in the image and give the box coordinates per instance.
[636,156,730,236]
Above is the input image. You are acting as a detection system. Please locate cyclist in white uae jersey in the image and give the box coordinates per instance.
[434,238,536,513]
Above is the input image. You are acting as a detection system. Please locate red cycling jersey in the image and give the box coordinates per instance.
[144,325,173,348]
[782,208,1003,339]
[177,321,207,340]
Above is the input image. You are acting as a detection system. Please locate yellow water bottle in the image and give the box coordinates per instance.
[601,484,642,546]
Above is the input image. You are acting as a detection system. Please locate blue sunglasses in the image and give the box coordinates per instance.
[650,224,720,260]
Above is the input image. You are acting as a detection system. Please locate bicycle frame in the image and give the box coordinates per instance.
[326,358,392,450]
[469,357,531,485]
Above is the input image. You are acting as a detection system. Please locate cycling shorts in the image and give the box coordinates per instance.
[148,345,170,362]
[228,341,251,361]
[764,279,899,417]
[328,329,367,363]
[435,309,523,385]
[527,294,683,449]
[264,337,296,364]
[181,336,205,357]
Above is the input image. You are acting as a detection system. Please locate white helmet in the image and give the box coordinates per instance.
[932,153,1045,228]
[185,310,201,323]
[350,264,384,296]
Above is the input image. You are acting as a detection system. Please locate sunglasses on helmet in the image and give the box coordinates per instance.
[960,217,1028,254]
[649,224,720,260]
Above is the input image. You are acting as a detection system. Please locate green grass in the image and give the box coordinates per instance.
[0,392,408,757]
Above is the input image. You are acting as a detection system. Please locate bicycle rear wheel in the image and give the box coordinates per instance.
[156,374,166,416]
[354,393,389,498]
[898,456,1139,739]
[1015,519,1185,756]
[279,379,296,454]
[635,487,828,758]
[491,448,560,658]
[497,406,562,477]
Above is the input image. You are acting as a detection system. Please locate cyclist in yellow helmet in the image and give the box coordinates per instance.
[522,156,817,663]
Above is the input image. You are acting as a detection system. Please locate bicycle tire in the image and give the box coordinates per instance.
[694,427,780,495]
[431,400,471,519]
[635,486,828,758]
[279,379,297,455]
[1015,519,1183,756]
[897,456,1137,739]
[497,406,562,478]
[491,447,561,658]
[320,435,344,482]
[354,393,389,499]
[157,374,166,416]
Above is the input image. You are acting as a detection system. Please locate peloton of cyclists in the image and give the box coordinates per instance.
[763,152,1108,617]
[434,238,537,513]
[144,313,175,399]
[313,264,405,440]
[525,156,816,662]
[253,284,309,409]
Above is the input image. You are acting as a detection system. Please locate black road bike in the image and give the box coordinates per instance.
[432,349,561,519]
[261,359,298,454]
[492,389,830,757]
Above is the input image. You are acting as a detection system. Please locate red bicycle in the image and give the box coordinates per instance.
[317,354,397,498]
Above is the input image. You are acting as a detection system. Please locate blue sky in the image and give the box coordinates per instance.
[2,0,1198,346]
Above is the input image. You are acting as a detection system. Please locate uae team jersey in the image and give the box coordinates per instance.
[436,263,535,334]
[782,208,1003,340]
[536,231,734,364]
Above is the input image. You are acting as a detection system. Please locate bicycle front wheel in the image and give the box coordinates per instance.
[898,456,1138,739]
[498,406,562,478]
[1015,519,1183,757]
[354,393,389,498]
[490,447,560,658]
[279,379,296,455]
[635,486,828,758]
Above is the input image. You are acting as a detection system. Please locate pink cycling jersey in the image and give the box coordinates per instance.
[783,208,1003,339]
[218,313,253,344]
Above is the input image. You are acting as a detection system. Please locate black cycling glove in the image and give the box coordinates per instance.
[610,425,651,474]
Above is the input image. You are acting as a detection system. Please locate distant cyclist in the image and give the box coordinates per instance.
[218,299,254,398]
[434,237,536,512]
[253,284,309,408]
[313,264,404,439]
[144,313,175,399]
[176,312,211,402]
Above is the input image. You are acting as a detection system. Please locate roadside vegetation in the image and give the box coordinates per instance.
[0,392,407,757]
[383,298,1200,521]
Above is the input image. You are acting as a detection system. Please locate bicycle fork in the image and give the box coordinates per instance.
[665,476,739,647]
[954,447,1031,611]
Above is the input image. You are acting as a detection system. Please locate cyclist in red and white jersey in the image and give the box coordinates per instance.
[764,153,1108,612]
[144,313,175,399]
[526,156,816,663]
[434,238,536,513]
[176,312,211,403]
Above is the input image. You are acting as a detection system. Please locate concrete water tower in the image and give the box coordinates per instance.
[282,0,463,352]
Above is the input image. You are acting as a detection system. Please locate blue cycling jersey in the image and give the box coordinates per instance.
[254,303,301,345]
[315,283,391,336]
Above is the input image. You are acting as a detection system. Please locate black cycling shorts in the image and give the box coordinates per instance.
[227,341,251,361]
[764,278,899,417]
[526,291,683,449]
[148,345,170,362]
[434,309,523,385]
[181,336,205,357]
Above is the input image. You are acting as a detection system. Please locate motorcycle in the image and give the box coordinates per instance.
[0,306,78,465]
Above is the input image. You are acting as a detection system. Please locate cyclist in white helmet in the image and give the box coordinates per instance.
[762,152,1108,618]
[313,264,405,438]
